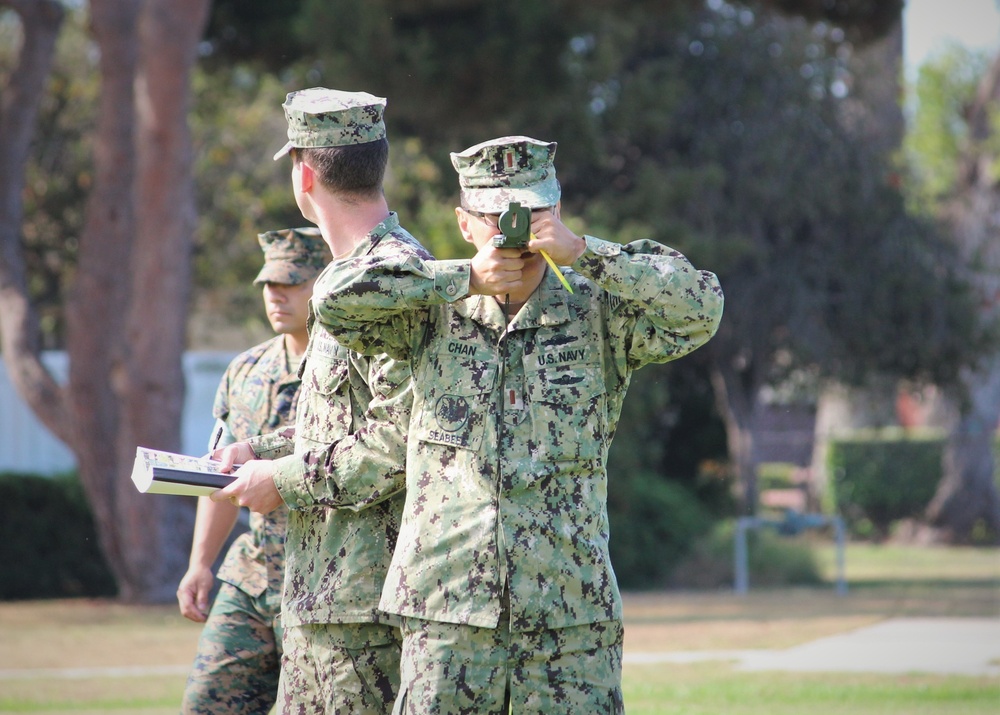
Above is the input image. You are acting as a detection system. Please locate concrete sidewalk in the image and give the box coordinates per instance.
[626,617,1000,677]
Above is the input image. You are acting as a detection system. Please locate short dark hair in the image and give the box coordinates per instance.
[293,138,388,201]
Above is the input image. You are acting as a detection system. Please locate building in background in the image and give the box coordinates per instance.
[0,351,236,475]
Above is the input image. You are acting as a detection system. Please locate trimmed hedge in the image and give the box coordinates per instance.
[828,431,943,538]
[0,472,117,600]
[668,518,823,589]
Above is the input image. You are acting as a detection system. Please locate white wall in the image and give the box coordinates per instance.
[0,351,237,476]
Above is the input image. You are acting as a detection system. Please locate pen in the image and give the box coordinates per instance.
[211,424,224,452]
[531,234,574,294]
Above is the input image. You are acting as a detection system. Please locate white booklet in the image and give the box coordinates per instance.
[131,446,236,497]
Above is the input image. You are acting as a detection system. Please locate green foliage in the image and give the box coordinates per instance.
[573,3,987,392]
[904,44,993,215]
[828,431,945,538]
[384,137,469,261]
[608,474,713,589]
[4,6,97,349]
[757,461,798,490]
[189,69,304,329]
[668,517,824,588]
[758,0,904,45]
[605,361,730,589]
[203,0,309,69]
[608,360,731,512]
[0,472,117,600]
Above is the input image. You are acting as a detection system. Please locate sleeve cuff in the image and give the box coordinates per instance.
[571,235,622,272]
[432,259,472,302]
[247,431,292,460]
[271,454,310,509]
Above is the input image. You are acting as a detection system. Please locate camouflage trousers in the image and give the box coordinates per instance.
[276,621,402,715]
[181,581,282,715]
[392,615,624,715]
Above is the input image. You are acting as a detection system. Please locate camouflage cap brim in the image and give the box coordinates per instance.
[253,262,323,286]
[273,141,295,161]
[460,176,561,214]
[255,227,329,285]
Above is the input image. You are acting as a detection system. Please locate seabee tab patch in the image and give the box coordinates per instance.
[428,394,475,446]
[434,394,469,433]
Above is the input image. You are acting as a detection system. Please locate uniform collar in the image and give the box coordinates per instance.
[456,268,572,332]
[258,335,302,387]
[359,211,400,256]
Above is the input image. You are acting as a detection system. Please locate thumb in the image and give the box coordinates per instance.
[209,486,230,502]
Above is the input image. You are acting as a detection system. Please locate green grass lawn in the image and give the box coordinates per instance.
[624,664,998,715]
[0,543,997,714]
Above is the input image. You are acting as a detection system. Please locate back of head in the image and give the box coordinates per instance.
[273,87,389,199]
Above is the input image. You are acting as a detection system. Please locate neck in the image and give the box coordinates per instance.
[497,296,526,318]
[312,193,391,258]
[284,329,309,358]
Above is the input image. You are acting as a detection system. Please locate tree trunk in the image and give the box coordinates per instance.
[710,361,759,516]
[925,360,1000,542]
[1,0,211,602]
[114,0,211,602]
[65,0,145,597]
[925,52,1000,544]
[0,1,68,440]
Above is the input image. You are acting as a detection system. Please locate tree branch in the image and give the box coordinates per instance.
[0,0,72,444]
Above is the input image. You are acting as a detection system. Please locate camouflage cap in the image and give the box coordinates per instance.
[253,227,330,286]
[450,135,560,213]
[273,87,387,161]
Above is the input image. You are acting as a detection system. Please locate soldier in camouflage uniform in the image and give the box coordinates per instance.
[178,227,330,715]
[312,135,725,713]
[212,88,432,715]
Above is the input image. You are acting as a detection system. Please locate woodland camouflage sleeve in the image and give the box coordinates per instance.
[572,235,724,367]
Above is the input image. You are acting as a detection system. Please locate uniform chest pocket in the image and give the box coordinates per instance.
[524,363,607,462]
[298,341,352,445]
[414,353,496,453]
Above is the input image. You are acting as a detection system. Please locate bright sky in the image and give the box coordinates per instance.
[903,0,1000,78]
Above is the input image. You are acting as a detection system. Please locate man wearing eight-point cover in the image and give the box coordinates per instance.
[212,88,431,714]
[313,135,725,713]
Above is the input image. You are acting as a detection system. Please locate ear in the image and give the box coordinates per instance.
[296,159,315,194]
[455,207,476,245]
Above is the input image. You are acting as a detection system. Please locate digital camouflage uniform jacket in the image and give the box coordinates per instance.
[248,213,432,629]
[213,335,300,615]
[314,235,724,632]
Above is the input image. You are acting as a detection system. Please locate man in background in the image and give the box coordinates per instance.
[177,227,329,715]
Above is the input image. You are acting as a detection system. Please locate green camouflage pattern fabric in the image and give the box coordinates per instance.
[277,620,403,715]
[273,87,387,160]
[262,212,432,630]
[450,135,560,213]
[313,234,724,633]
[183,336,302,715]
[254,226,331,286]
[393,615,623,714]
[181,583,283,715]
[212,334,301,606]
